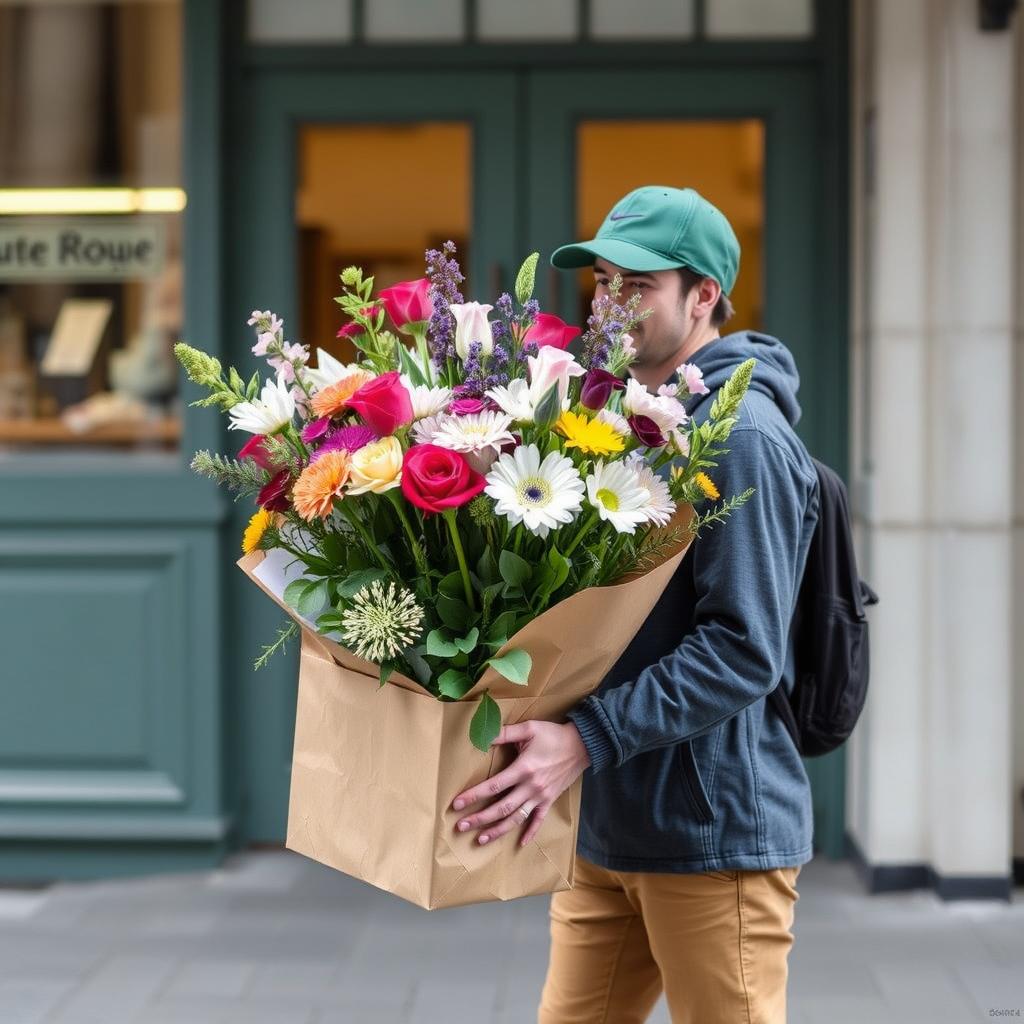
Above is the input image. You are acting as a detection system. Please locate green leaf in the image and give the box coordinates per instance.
[396,342,428,387]
[438,570,467,601]
[470,691,502,752]
[426,629,459,657]
[283,578,313,609]
[246,370,260,400]
[476,548,499,586]
[437,593,471,631]
[379,661,395,688]
[454,627,479,655]
[337,568,388,599]
[486,648,532,685]
[297,579,329,617]
[514,252,540,306]
[438,669,474,699]
[315,611,342,632]
[404,646,433,687]
[499,549,532,588]
[485,609,518,646]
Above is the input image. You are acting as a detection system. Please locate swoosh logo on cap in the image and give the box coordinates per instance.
[609,212,643,221]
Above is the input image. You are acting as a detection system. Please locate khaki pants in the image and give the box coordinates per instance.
[538,856,801,1024]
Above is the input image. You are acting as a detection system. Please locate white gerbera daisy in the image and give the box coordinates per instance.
[622,377,688,434]
[400,374,452,420]
[305,347,365,391]
[585,459,651,534]
[431,410,516,474]
[341,580,425,663]
[626,456,677,527]
[228,376,295,435]
[486,378,534,423]
[485,444,585,538]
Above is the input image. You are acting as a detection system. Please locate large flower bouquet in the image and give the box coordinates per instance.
[176,244,753,753]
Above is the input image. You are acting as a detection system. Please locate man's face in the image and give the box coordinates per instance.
[592,259,696,369]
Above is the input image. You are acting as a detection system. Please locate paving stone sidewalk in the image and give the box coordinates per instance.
[0,851,1020,1023]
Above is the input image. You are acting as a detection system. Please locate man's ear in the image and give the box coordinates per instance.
[691,277,721,320]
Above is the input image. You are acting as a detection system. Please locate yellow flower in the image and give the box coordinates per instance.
[556,410,626,456]
[293,450,351,520]
[241,507,275,554]
[695,472,720,500]
[347,436,403,495]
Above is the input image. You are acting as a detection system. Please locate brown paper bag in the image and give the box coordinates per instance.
[237,506,694,909]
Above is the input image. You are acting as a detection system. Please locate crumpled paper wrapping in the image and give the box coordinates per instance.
[237,506,694,909]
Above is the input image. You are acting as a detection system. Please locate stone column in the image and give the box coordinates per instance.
[848,0,1019,900]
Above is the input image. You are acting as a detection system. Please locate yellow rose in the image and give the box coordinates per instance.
[346,436,403,495]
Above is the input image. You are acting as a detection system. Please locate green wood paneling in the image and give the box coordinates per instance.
[0,0,230,879]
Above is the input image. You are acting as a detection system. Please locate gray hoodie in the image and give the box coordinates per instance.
[566,331,820,873]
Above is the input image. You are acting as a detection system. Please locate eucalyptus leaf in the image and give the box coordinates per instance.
[426,629,459,658]
[437,593,471,631]
[454,627,479,655]
[470,691,502,752]
[283,578,313,610]
[297,579,329,617]
[486,648,532,685]
[439,669,474,700]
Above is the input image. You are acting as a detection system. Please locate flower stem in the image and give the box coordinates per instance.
[564,508,600,557]
[386,489,427,575]
[443,508,476,611]
[336,500,389,570]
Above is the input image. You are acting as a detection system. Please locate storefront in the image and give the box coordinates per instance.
[0,0,851,878]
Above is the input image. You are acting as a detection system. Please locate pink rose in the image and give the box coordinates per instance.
[401,444,485,515]
[347,370,414,435]
[378,279,433,333]
[523,313,581,351]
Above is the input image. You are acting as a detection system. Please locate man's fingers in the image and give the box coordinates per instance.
[520,803,550,847]
[455,783,533,834]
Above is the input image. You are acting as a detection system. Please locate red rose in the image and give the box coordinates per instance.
[401,444,485,515]
[258,468,291,512]
[378,279,433,333]
[238,433,274,470]
[347,371,414,435]
[523,313,581,351]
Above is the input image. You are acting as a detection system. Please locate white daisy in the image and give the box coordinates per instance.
[228,376,295,435]
[411,413,447,446]
[431,410,516,475]
[622,378,688,434]
[626,456,677,527]
[485,444,585,538]
[306,347,365,391]
[486,378,535,423]
[400,374,452,420]
[585,459,651,534]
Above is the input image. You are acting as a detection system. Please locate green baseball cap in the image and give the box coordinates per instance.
[550,185,741,295]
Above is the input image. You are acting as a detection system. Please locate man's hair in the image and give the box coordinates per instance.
[677,267,735,328]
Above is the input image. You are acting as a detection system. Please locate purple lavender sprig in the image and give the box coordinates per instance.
[579,276,650,370]
[425,241,465,373]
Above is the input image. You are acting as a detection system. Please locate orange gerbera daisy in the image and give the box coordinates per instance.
[310,370,373,419]
[292,450,351,520]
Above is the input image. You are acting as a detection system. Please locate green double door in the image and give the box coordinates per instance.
[228,65,847,855]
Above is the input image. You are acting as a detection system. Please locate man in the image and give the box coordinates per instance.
[451,186,819,1023]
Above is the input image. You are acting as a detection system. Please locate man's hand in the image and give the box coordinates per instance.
[451,721,592,848]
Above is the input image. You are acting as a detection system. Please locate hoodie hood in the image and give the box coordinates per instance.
[684,330,802,427]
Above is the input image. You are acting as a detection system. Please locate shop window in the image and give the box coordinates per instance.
[0,1,183,453]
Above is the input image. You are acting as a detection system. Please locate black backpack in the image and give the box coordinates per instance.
[769,457,879,757]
